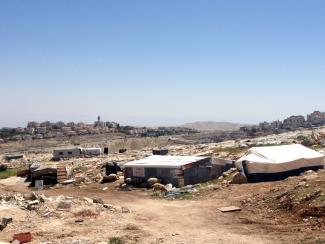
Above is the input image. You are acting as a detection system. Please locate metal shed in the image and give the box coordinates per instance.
[82,147,101,156]
[53,147,82,160]
[124,155,212,187]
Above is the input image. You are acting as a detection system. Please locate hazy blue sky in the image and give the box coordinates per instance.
[1,0,325,127]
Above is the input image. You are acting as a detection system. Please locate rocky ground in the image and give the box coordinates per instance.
[1,171,325,244]
[1,127,325,243]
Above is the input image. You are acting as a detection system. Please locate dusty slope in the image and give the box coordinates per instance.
[181,121,246,131]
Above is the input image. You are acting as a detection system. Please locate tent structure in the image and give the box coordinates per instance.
[236,144,325,182]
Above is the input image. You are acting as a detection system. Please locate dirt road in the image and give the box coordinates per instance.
[0,179,311,244]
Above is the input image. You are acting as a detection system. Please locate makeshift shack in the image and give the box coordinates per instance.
[124,155,212,187]
[29,162,69,186]
[82,148,101,156]
[236,144,325,182]
[30,162,57,186]
[53,147,82,160]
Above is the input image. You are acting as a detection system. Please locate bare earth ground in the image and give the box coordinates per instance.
[1,130,325,243]
[1,178,323,244]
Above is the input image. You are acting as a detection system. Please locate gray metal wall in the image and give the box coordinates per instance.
[124,167,180,186]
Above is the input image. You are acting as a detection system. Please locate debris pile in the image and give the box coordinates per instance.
[0,192,125,217]
[164,184,199,198]
[216,167,247,185]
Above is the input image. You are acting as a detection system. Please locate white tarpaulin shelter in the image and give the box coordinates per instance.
[236,144,324,182]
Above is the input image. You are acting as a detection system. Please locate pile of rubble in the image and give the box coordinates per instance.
[0,192,48,211]
[70,159,104,185]
[0,192,131,231]
[0,158,30,173]
[216,168,247,185]
[308,130,325,146]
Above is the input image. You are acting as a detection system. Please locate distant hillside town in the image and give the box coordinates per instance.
[1,111,325,144]
[183,111,325,144]
[241,110,325,137]
[0,116,196,143]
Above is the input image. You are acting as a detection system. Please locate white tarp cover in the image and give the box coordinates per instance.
[236,144,324,174]
[124,155,208,169]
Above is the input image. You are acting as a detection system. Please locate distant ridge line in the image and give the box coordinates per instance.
[181,121,246,132]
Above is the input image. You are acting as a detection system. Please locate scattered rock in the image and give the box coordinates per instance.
[125,178,132,185]
[92,197,104,204]
[221,180,230,185]
[120,183,127,189]
[222,172,229,177]
[297,181,307,187]
[23,192,37,201]
[303,190,322,201]
[206,185,221,191]
[230,172,248,184]
[108,174,118,182]
[27,200,39,210]
[103,204,115,211]
[303,173,318,181]
[83,197,93,204]
[121,206,131,213]
[153,183,167,193]
[147,178,159,187]
[28,200,39,205]
[101,174,119,183]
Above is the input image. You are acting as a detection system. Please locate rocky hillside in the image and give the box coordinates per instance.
[181,121,245,132]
